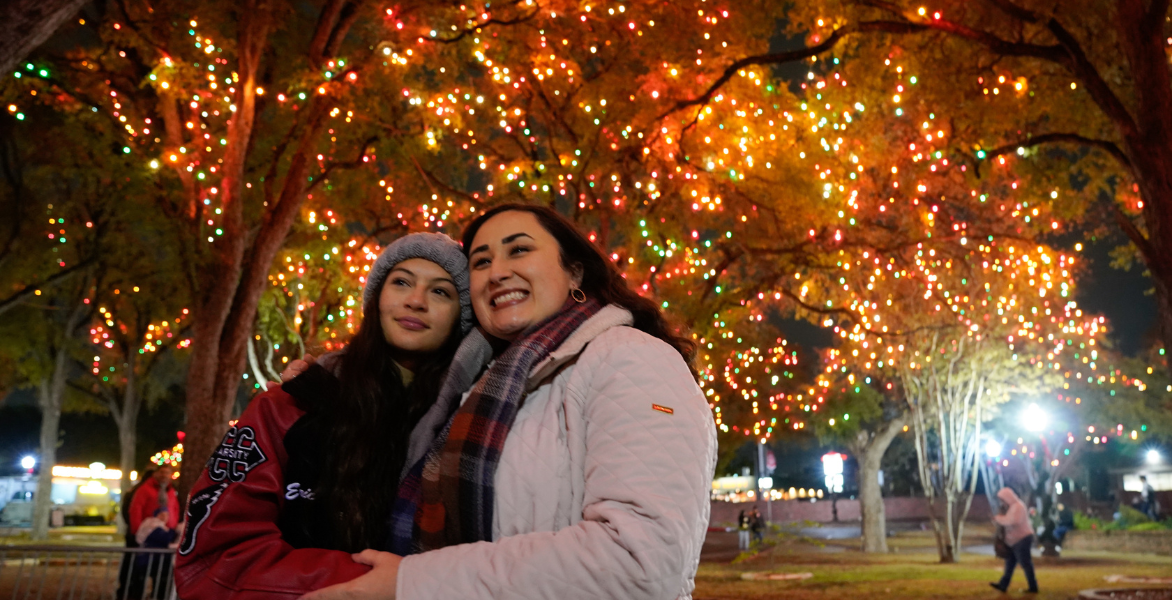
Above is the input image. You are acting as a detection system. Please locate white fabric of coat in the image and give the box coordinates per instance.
[396,305,718,600]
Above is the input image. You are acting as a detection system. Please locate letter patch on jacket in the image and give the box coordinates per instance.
[178,482,227,555]
[207,425,268,483]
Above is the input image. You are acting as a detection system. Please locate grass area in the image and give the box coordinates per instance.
[697,532,1172,600]
[0,525,118,547]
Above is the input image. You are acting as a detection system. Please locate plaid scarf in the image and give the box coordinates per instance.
[387,298,601,554]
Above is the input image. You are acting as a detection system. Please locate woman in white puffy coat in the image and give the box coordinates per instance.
[304,204,717,600]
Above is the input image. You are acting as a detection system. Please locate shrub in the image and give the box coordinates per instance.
[1126,521,1168,532]
[1073,511,1105,531]
[1117,505,1153,528]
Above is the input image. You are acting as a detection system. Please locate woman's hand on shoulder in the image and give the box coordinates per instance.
[299,550,401,600]
[280,354,316,382]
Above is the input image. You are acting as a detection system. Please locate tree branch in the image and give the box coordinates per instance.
[1040,18,1139,138]
[662,20,927,119]
[979,132,1132,175]
[0,258,94,318]
[858,1,1138,138]
[1113,203,1155,264]
[982,0,1042,23]
[780,288,856,320]
[858,0,1065,59]
[431,11,538,44]
[306,135,378,193]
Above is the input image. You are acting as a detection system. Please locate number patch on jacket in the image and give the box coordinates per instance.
[207,425,268,482]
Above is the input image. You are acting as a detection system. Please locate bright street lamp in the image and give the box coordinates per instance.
[1023,403,1049,432]
[985,439,1003,458]
[1147,449,1162,464]
[20,456,35,470]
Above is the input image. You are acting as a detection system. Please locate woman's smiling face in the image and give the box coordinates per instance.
[377,257,460,366]
[467,211,581,341]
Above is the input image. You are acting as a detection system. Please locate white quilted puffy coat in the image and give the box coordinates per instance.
[396,305,717,600]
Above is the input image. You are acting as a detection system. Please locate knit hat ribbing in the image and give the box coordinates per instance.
[362,232,472,334]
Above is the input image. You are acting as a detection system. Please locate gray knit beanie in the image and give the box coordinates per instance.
[362,232,472,334]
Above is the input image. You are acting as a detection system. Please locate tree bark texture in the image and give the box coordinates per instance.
[850,414,907,553]
[32,372,63,540]
[176,0,365,505]
[901,333,989,563]
[177,0,274,505]
[111,353,140,533]
[0,0,88,75]
[31,294,90,540]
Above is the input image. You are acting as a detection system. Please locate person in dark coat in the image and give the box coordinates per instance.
[749,506,765,543]
[1054,503,1074,544]
[115,468,155,599]
[131,508,181,600]
[737,509,751,550]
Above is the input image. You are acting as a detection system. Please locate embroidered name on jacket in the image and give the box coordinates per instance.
[207,425,268,482]
[285,482,315,500]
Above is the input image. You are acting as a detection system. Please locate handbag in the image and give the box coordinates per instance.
[993,525,1011,559]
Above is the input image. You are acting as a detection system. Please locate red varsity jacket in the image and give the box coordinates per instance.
[174,388,370,599]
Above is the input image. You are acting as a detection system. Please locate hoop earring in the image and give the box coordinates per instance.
[570,287,587,303]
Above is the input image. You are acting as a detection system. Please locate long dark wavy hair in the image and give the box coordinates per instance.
[461,204,696,373]
[315,287,462,552]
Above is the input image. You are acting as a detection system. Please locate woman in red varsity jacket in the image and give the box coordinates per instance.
[174,233,473,599]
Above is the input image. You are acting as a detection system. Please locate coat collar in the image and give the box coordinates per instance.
[526,304,633,390]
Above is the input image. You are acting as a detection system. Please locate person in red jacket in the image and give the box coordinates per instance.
[129,466,180,534]
[175,233,473,599]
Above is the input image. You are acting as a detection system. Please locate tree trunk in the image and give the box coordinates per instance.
[857,456,886,551]
[940,494,957,563]
[0,0,88,75]
[1111,1,1172,378]
[115,357,139,534]
[852,414,907,553]
[175,0,360,505]
[1152,271,1172,379]
[176,0,274,505]
[31,291,88,540]
[31,349,68,540]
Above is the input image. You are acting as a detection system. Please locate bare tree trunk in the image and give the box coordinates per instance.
[176,0,364,505]
[31,293,89,540]
[176,0,275,505]
[31,370,63,540]
[114,356,140,534]
[851,414,907,553]
[0,0,88,75]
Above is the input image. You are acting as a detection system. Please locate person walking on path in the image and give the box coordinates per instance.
[1140,475,1158,520]
[749,506,765,544]
[737,510,751,550]
[991,487,1038,594]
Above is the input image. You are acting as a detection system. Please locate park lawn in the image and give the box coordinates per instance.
[696,543,1172,600]
[0,526,119,547]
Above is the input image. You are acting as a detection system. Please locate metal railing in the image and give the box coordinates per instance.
[0,545,175,600]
